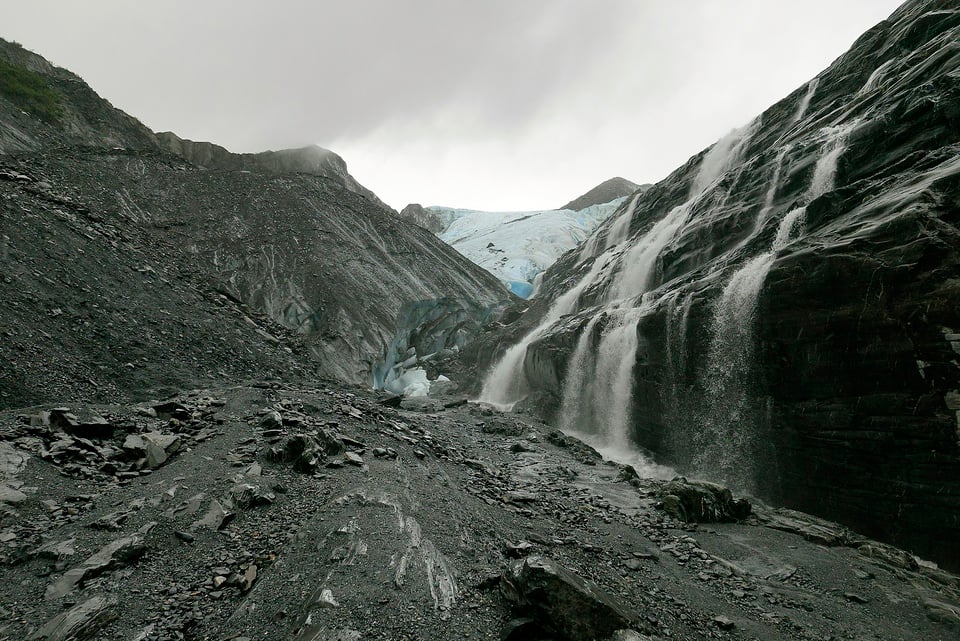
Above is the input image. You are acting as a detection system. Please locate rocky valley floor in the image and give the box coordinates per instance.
[1,383,958,641]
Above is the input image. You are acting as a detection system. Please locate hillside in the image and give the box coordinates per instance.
[0,37,511,408]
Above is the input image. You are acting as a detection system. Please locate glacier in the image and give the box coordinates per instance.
[428,199,628,298]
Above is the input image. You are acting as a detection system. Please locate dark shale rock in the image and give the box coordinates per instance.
[267,431,344,473]
[500,555,633,641]
[28,595,118,641]
[45,535,148,600]
[658,478,751,523]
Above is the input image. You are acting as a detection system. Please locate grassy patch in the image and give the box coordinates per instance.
[0,58,62,123]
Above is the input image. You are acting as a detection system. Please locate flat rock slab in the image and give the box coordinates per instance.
[0,483,27,505]
[0,442,28,478]
[45,535,147,600]
[500,555,633,641]
[28,595,118,640]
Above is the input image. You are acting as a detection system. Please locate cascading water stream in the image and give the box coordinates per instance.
[793,77,819,124]
[694,119,858,492]
[553,123,758,473]
[478,242,622,408]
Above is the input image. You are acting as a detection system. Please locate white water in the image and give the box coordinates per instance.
[604,192,641,251]
[763,146,791,214]
[809,122,858,199]
[697,207,806,491]
[606,123,758,304]
[552,123,758,473]
[606,202,692,302]
[793,77,819,123]
[693,120,856,490]
[478,242,622,407]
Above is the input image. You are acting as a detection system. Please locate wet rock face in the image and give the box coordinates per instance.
[475,1,960,569]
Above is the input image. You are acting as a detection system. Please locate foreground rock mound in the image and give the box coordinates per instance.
[1,384,958,640]
[501,555,634,641]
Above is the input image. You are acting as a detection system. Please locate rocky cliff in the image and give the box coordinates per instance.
[0,38,511,409]
[155,132,388,208]
[474,0,960,570]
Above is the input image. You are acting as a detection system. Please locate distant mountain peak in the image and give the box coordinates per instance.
[560,177,645,212]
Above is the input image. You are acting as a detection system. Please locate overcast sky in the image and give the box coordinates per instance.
[4,1,903,211]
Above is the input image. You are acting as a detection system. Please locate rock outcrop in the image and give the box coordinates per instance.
[155,132,388,208]
[473,0,960,569]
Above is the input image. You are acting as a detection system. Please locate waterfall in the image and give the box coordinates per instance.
[762,146,791,215]
[559,314,602,434]
[561,306,673,477]
[604,192,641,250]
[549,122,758,474]
[809,121,857,199]
[793,77,819,124]
[695,207,806,492]
[576,191,643,262]
[691,119,857,491]
[606,202,693,302]
[478,242,621,407]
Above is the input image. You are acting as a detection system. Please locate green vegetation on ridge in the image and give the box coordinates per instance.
[0,58,62,123]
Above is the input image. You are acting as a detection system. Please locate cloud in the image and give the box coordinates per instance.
[3,0,904,209]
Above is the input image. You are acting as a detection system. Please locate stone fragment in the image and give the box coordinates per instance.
[510,440,534,453]
[500,617,542,641]
[49,409,80,432]
[505,541,534,558]
[344,451,364,466]
[857,542,920,571]
[260,410,283,430]
[64,416,114,440]
[922,597,960,627]
[500,555,633,641]
[239,564,257,592]
[28,595,118,641]
[378,394,402,408]
[756,508,858,546]
[0,483,27,505]
[228,483,275,509]
[141,432,181,469]
[712,615,736,630]
[45,535,148,600]
[318,588,339,608]
[193,499,234,531]
[34,539,76,561]
[658,478,751,523]
[503,490,538,504]
[89,511,128,531]
[267,432,344,473]
[0,442,28,478]
[153,401,190,420]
